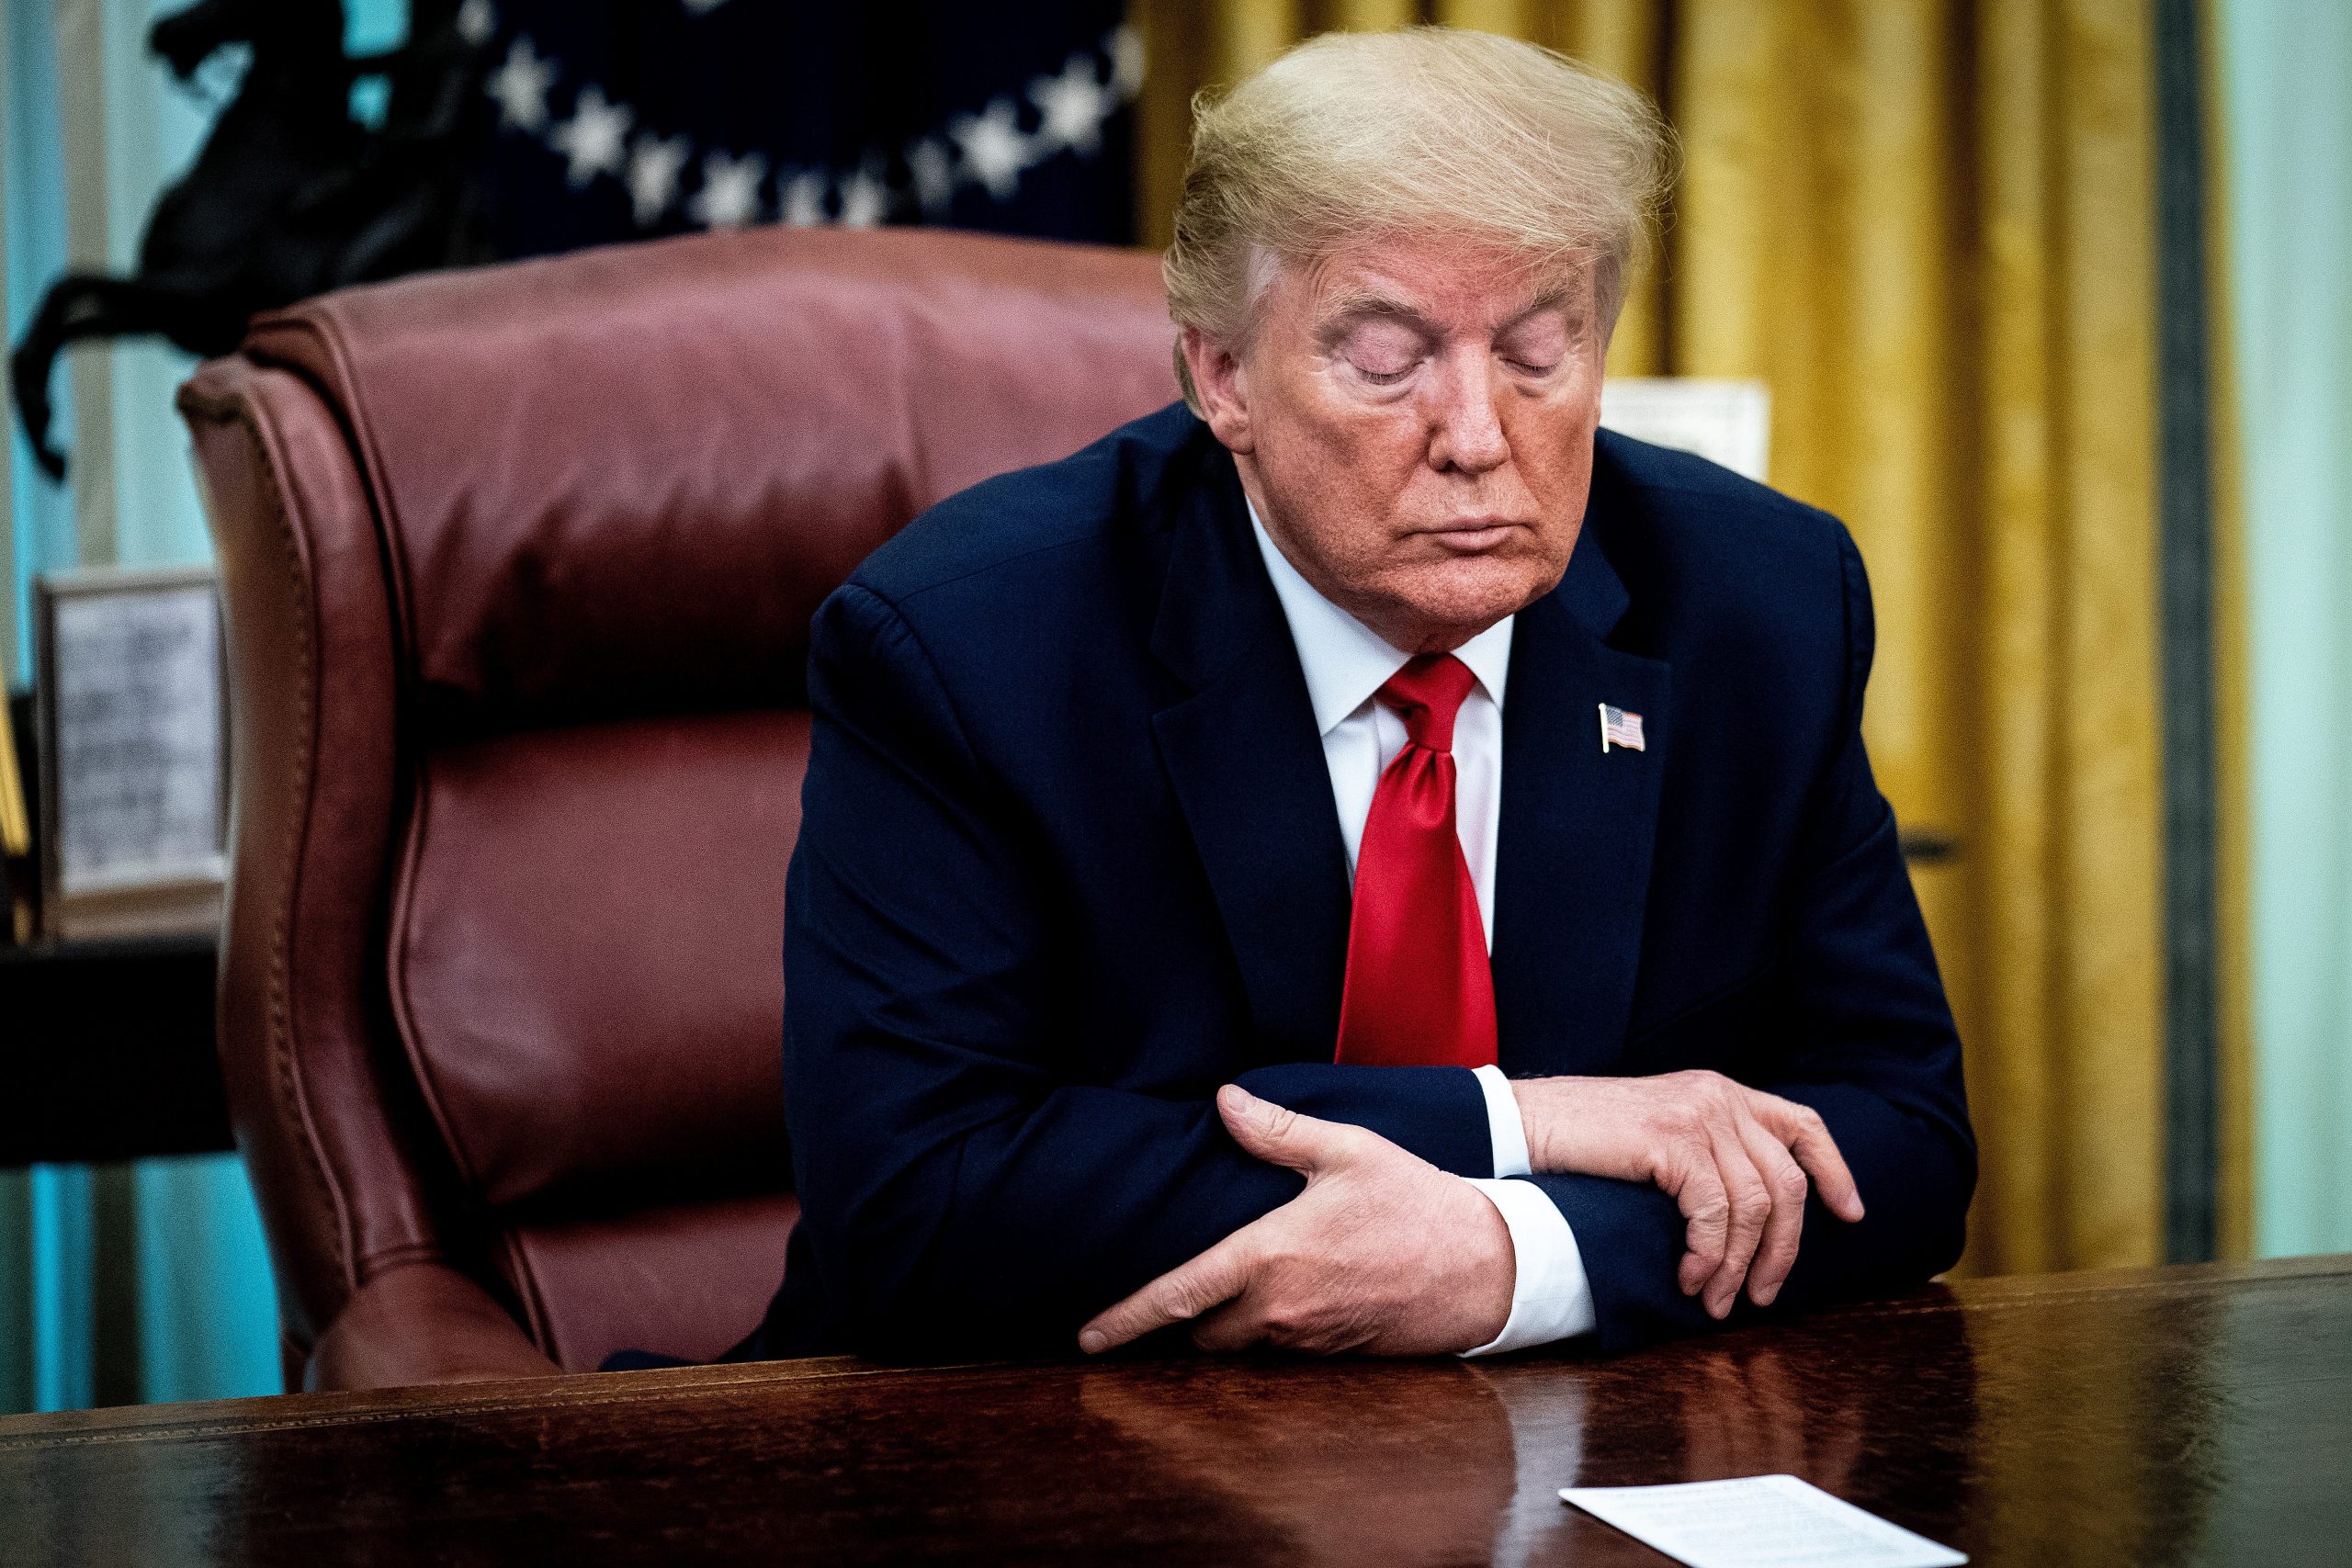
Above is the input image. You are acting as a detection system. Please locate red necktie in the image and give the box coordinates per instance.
[1333,653,1498,1068]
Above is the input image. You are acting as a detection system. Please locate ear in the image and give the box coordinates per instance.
[1180,326,1255,456]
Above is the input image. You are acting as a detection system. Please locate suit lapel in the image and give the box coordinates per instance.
[1145,429,1672,1072]
[1149,448,1354,1063]
[1491,512,1671,1077]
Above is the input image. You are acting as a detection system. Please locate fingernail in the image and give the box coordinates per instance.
[1079,1329,1108,1355]
[1755,1283,1779,1306]
[1221,1085,1253,1109]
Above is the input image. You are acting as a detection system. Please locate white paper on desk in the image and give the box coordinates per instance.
[1559,1474,1966,1568]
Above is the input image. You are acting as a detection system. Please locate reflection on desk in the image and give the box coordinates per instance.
[2,1256,2346,1566]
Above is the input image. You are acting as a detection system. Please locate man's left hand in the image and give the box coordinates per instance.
[1077,1085,1515,1357]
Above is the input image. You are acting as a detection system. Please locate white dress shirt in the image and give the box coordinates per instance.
[1250,505,1597,1355]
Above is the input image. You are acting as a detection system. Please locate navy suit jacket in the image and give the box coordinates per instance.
[758,402,1973,1359]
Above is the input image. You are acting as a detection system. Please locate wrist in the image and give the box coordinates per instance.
[1463,1179,1516,1348]
[1515,1076,1573,1172]
[1462,1177,1598,1354]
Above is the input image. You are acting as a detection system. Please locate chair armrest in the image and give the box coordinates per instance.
[304,1260,561,1392]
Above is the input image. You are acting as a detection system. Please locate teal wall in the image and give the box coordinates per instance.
[4,0,72,676]
[4,0,409,1416]
[2218,0,2352,1257]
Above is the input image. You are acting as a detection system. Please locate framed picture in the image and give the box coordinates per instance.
[1600,378,1772,483]
[32,566,228,941]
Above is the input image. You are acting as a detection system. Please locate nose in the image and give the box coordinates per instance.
[1423,347,1510,476]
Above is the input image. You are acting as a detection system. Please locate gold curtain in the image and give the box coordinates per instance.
[1133,0,2189,1276]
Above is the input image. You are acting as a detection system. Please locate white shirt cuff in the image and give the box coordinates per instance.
[1460,1177,1597,1356]
[1473,1064,1532,1178]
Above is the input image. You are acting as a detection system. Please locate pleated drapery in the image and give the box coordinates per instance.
[1133,0,2194,1277]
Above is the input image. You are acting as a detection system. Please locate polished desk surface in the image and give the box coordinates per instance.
[4,1257,2346,1566]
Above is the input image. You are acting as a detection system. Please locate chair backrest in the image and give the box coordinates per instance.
[181,226,1179,1379]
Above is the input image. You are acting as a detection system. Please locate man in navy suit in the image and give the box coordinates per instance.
[761,28,1973,1361]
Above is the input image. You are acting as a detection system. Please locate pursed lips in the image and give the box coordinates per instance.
[1414,517,1525,551]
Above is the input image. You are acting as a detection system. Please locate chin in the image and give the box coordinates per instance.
[1381,556,1555,642]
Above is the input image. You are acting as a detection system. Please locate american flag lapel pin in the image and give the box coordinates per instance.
[1600,703,1646,754]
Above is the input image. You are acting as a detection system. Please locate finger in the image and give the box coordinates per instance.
[1756,1096,1865,1223]
[1674,1157,1731,1300]
[1215,1084,1363,1175]
[1703,1130,1772,1320]
[1079,1233,1253,1353]
[1737,1118,1810,1308]
[1187,1291,1271,1354]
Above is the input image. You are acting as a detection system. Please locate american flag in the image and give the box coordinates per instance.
[1600,704,1645,753]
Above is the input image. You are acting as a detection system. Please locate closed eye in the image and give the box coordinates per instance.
[1498,310,1573,379]
[1330,315,1429,388]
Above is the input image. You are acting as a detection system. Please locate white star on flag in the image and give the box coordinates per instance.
[487,36,555,133]
[837,164,888,228]
[493,21,1140,235]
[456,0,496,47]
[1108,25,1146,100]
[779,170,827,228]
[691,149,768,229]
[1030,54,1109,157]
[626,132,690,226]
[951,97,1031,201]
[905,138,954,219]
[550,85,633,188]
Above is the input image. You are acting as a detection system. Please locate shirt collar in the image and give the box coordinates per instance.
[1247,496,1515,737]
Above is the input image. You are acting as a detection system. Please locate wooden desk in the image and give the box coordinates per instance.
[4,1257,2345,1565]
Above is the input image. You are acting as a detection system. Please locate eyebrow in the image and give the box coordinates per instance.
[1511,287,1579,327]
[1313,283,1581,348]
[1313,291,1437,347]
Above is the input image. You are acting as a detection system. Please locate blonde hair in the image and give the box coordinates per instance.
[1164,28,1675,408]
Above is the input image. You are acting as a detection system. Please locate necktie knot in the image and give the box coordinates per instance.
[1376,653,1477,753]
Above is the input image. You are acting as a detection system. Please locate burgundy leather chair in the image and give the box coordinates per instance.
[179,227,1179,1392]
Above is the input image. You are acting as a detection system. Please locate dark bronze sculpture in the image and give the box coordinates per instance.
[10,0,488,480]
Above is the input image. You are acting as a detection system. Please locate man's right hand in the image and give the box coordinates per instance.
[1509,1072,1865,1320]
[1078,1085,1515,1357]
